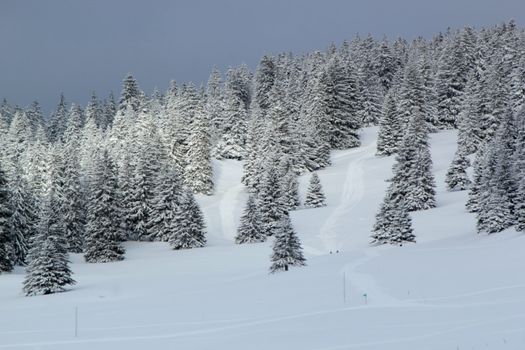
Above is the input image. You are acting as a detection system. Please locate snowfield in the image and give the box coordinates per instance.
[1,127,525,350]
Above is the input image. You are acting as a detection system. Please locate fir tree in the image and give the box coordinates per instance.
[323,56,360,149]
[8,164,37,265]
[445,148,471,191]
[371,192,415,246]
[168,190,206,250]
[185,102,214,195]
[0,163,13,273]
[213,92,247,160]
[84,150,125,263]
[235,195,265,244]
[304,173,327,208]
[376,90,400,156]
[149,166,183,242]
[23,194,75,296]
[269,214,306,273]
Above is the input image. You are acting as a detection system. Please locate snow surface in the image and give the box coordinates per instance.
[1,127,525,349]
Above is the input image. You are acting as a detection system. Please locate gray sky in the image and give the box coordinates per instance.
[1,0,524,114]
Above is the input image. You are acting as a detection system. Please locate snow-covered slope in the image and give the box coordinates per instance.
[1,127,524,350]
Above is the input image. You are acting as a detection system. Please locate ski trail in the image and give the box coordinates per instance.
[341,248,404,306]
[219,182,244,240]
[317,142,376,253]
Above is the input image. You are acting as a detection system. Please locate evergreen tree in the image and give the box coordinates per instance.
[269,214,306,273]
[279,157,300,211]
[466,145,486,213]
[84,150,125,263]
[304,173,327,208]
[149,166,183,242]
[322,56,360,149]
[254,55,276,111]
[371,193,415,246]
[8,164,37,265]
[168,190,206,250]
[376,90,400,156]
[23,194,75,296]
[118,74,142,112]
[389,106,436,212]
[185,102,214,195]
[0,163,13,273]
[128,109,164,241]
[47,94,68,143]
[235,195,265,244]
[445,147,471,191]
[213,91,247,160]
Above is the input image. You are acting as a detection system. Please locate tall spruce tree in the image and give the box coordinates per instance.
[269,214,306,273]
[0,163,13,273]
[84,150,125,263]
[168,190,206,250]
[23,193,75,296]
[304,173,327,208]
[185,102,214,195]
[235,195,265,244]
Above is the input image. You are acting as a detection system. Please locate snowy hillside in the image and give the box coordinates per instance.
[1,127,524,350]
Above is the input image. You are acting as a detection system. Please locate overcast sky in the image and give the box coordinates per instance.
[1,0,524,114]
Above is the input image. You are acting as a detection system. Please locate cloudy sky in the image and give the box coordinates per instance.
[1,0,524,113]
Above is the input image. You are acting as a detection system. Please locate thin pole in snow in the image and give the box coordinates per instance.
[74,306,78,338]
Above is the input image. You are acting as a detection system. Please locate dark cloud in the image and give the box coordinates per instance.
[0,0,523,113]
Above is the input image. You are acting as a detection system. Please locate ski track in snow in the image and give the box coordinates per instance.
[316,141,377,253]
[218,181,244,240]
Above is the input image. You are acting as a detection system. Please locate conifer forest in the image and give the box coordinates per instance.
[1,12,525,349]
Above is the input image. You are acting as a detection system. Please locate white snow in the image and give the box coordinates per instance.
[1,127,525,349]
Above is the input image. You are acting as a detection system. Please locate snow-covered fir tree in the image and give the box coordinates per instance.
[8,163,37,265]
[0,162,13,273]
[185,102,214,195]
[445,147,471,191]
[149,166,183,242]
[235,195,265,244]
[304,172,327,208]
[168,190,206,250]
[23,193,75,296]
[371,193,415,246]
[269,214,306,273]
[84,149,125,263]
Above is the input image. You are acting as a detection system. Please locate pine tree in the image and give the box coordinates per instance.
[47,94,68,143]
[168,190,206,250]
[466,145,486,213]
[371,191,415,246]
[279,157,300,211]
[23,194,75,296]
[376,89,400,156]
[476,142,513,234]
[119,74,142,113]
[257,158,288,237]
[213,91,247,160]
[84,150,125,263]
[515,175,525,232]
[0,163,13,273]
[389,106,436,212]
[149,166,183,242]
[254,55,276,112]
[322,56,360,149]
[185,102,214,195]
[8,164,37,265]
[445,148,471,191]
[61,107,86,253]
[235,195,265,244]
[269,214,306,273]
[304,173,327,208]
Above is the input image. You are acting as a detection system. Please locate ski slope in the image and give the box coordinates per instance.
[1,127,524,350]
